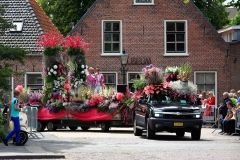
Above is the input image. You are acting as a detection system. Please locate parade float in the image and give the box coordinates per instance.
[31,33,137,131]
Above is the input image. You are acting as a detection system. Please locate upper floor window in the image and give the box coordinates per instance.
[10,20,24,32]
[134,0,154,5]
[164,20,188,56]
[102,20,122,56]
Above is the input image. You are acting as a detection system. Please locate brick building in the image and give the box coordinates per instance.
[0,0,61,99]
[68,0,240,104]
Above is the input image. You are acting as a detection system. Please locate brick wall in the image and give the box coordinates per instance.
[70,0,233,103]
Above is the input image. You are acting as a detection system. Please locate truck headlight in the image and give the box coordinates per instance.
[154,113,163,117]
[193,114,201,118]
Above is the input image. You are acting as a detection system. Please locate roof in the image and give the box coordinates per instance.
[218,25,240,33]
[0,0,62,54]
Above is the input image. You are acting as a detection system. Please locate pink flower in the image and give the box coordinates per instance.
[109,102,119,109]
[116,92,124,101]
[37,32,63,47]
[64,83,71,90]
[15,85,23,92]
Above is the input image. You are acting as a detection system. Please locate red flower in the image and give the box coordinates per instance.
[144,85,154,95]
[64,83,71,90]
[37,32,63,47]
[116,93,124,101]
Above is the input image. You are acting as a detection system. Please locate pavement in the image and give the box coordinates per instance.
[0,127,239,160]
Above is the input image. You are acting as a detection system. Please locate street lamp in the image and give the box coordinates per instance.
[120,50,129,84]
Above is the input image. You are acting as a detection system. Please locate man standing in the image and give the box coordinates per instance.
[2,90,22,146]
[219,92,231,133]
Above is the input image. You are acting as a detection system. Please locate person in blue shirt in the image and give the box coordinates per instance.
[2,90,22,146]
[237,90,240,103]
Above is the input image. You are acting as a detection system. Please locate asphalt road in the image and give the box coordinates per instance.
[1,127,239,160]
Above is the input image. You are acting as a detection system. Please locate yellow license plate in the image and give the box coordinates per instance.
[174,122,183,127]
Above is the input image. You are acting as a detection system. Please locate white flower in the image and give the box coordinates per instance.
[81,71,85,74]
[53,65,58,69]
[75,81,78,85]
[81,65,85,69]
[53,71,57,75]
[62,94,66,98]
[48,72,51,75]
[80,79,83,82]
[50,68,54,73]
[86,65,88,69]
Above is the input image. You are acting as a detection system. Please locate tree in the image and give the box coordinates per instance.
[194,0,230,30]
[0,5,28,91]
[36,0,95,36]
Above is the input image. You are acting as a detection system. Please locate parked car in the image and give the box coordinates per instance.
[134,98,202,140]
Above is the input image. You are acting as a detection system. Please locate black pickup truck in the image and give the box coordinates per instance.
[134,99,202,140]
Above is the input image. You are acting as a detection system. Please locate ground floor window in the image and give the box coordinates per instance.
[25,73,43,90]
[194,72,216,95]
[102,73,117,89]
[128,72,141,92]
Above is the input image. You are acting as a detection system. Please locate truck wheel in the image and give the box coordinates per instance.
[101,122,110,132]
[47,122,57,131]
[134,119,142,136]
[69,126,78,131]
[191,129,201,140]
[176,131,185,137]
[81,127,90,131]
[37,121,46,132]
[146,118,155,139]
[20,131,28,145]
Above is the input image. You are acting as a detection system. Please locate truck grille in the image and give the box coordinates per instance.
[163,114,193,119]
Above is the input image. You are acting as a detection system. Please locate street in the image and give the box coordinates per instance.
[1,127,239,160]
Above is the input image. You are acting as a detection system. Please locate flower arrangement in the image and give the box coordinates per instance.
[142,64,163,85]
[179,63,192,82]
[28,91,43,105]
[20,87,30,104]
[164,66,180,82]
[37,32,63,48]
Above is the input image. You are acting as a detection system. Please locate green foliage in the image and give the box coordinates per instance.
[179,63,192,78]
[45,76,55,83]
[133,77,148,90]
[37,0,96,36]
[43,46,62,56]
[0,4,12,35]
[194,0,230,30]
[67,47,85,56]
[0,110,7,142]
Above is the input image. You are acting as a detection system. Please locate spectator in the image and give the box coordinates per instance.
[196,94,202,105]
[230,89,236,94]
[229,93,237,106]
[219,92,231,133]
[202,99,208,128]
[222,101,236,135]
[237,90,240,103]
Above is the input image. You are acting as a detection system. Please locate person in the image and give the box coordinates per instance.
[236,90,240,103]
[201,99,208,128]
[230,89,236,94]
[219,92,231,133]
[229,93,237,106]
[2,90,23,146]
[201,91,207,104]
[87,67,97,91]
[94,67,105,93]
[221,101,235,135]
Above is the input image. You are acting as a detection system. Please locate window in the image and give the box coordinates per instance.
[26,73,43,90]
[128,73,141,92]
[194,72,216,95]
[164,20,188,56]
[102,20,122,56]
[10,20,24,32]
[102,73,117,89]
[134,0,154,5]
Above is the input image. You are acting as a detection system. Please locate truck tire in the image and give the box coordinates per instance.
[20,131,28,145]
[176,131,185,137]
[69,126,78,131]
[47,122,57,131]
[146,118,155,139]
[81,127,90,131]
[37,121,46,132]
[191,129,201,140]
[101,122,110,132]
[134,119,142,136]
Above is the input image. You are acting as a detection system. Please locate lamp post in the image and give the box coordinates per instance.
[120,50,129,84]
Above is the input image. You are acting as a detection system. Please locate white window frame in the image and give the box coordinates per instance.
[101,20,122,56]
[164,20,188,56]
[101,72,118,89]
[25,72,43,90]
[194,71,217,104]
[127,72,142,89]
[133,0,154,5]
[10,20,24,32]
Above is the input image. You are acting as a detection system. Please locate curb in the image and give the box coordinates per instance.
[0,154,65,159]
